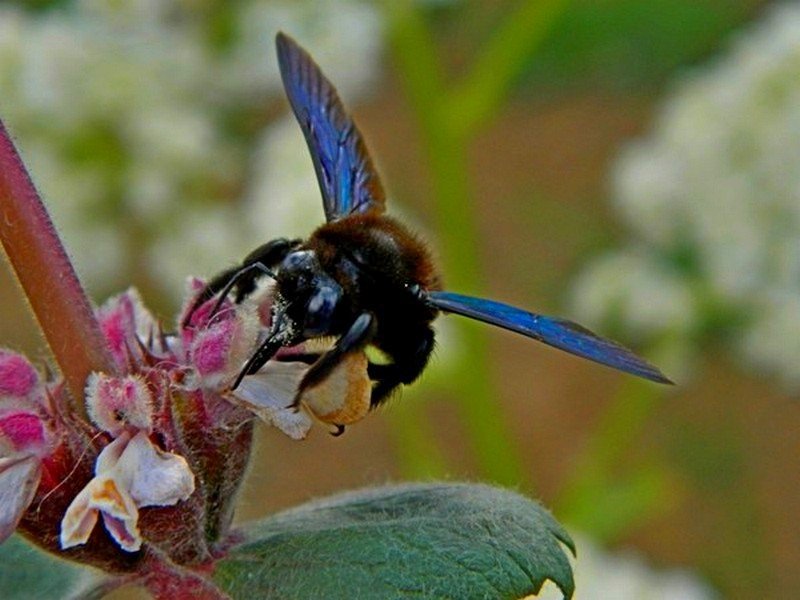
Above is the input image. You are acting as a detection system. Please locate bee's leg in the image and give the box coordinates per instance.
[183,238,300,327]
[295,312,376,400]
[368,327,434,407]
[366,366,396,404]
[234,238,302,301]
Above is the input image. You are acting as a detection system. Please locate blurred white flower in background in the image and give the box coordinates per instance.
[0,0,383,303]
[571,2,800,391]
[226,1,382,101]
[242,116,322,242]
[536,535,716,600]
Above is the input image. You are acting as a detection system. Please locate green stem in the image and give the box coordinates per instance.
[448,0,569,137]
[0,120,118,414]
[555,376,667,539]
[426,137,524,485]
[390,3,560,485]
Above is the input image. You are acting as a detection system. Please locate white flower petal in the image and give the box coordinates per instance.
[60,430,194,552]
[94,431,132,475]
[60,473,138,551]
[0,455,41,543]
[101,512,141,553]
[59,483,100,550]
[125,431,195,507]
[232,361,313,440]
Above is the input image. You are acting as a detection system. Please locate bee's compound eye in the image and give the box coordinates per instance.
[304,284,341,336]
[281,250,316,274]
[406,283,423,298]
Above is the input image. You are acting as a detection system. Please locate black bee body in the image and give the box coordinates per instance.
[302,213,441,403]
[185,33,670,432]
[217,213,441,406]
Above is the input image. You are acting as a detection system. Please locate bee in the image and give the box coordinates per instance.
[186,32,671,426]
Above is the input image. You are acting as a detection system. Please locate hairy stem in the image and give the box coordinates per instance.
[0,120,118,414]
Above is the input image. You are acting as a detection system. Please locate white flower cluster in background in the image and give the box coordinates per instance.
[571,2,800,391]
[537,535,717,600]
[0,0,383,301]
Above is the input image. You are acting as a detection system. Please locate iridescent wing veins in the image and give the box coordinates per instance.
[276,32,386,222]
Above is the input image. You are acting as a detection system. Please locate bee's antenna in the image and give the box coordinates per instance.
[209,262,277,320]
[186,262,277,328]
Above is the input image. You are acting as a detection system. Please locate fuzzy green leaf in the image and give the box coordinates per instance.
[0,535,97,599]
[216,483,575,599]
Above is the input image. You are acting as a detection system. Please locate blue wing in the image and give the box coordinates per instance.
[276,32,385,222]
[427,291,672,384]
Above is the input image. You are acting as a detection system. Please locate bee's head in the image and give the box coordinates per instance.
[277,250,342,337]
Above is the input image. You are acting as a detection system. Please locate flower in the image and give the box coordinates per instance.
[0,413,48,543]
[0,3,390,560]
[60,429,194,553]
[570,2,800,390]
[60,371,195,552]
[58,282,376,553]
[0,351,55,544]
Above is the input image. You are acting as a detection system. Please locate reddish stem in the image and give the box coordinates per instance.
[0,120,118,414]
[143,549,228,600]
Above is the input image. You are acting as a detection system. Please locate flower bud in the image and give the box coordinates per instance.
[85,374,154,435]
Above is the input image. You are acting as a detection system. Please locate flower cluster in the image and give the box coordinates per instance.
[0,351,56,544]
[571,2,800,390]
[0,0,383,299]
[2,282,371,565]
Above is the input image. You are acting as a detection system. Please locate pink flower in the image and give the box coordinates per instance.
[185,297,260,391]
[0,351,39,398]
[96,288,158,370]
[85,373,154,435]
[0,351,54,544]
[176,280,373,437]
[5,281,375,558]
[60,373,194,552]
[60,429,194,553]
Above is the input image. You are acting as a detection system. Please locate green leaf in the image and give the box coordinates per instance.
[0,535,98,599]
[216,483,575,599]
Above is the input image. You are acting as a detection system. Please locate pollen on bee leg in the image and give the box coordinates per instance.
[299,351,371,427]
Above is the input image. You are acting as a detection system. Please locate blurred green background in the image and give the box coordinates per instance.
[1,1,797,598]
